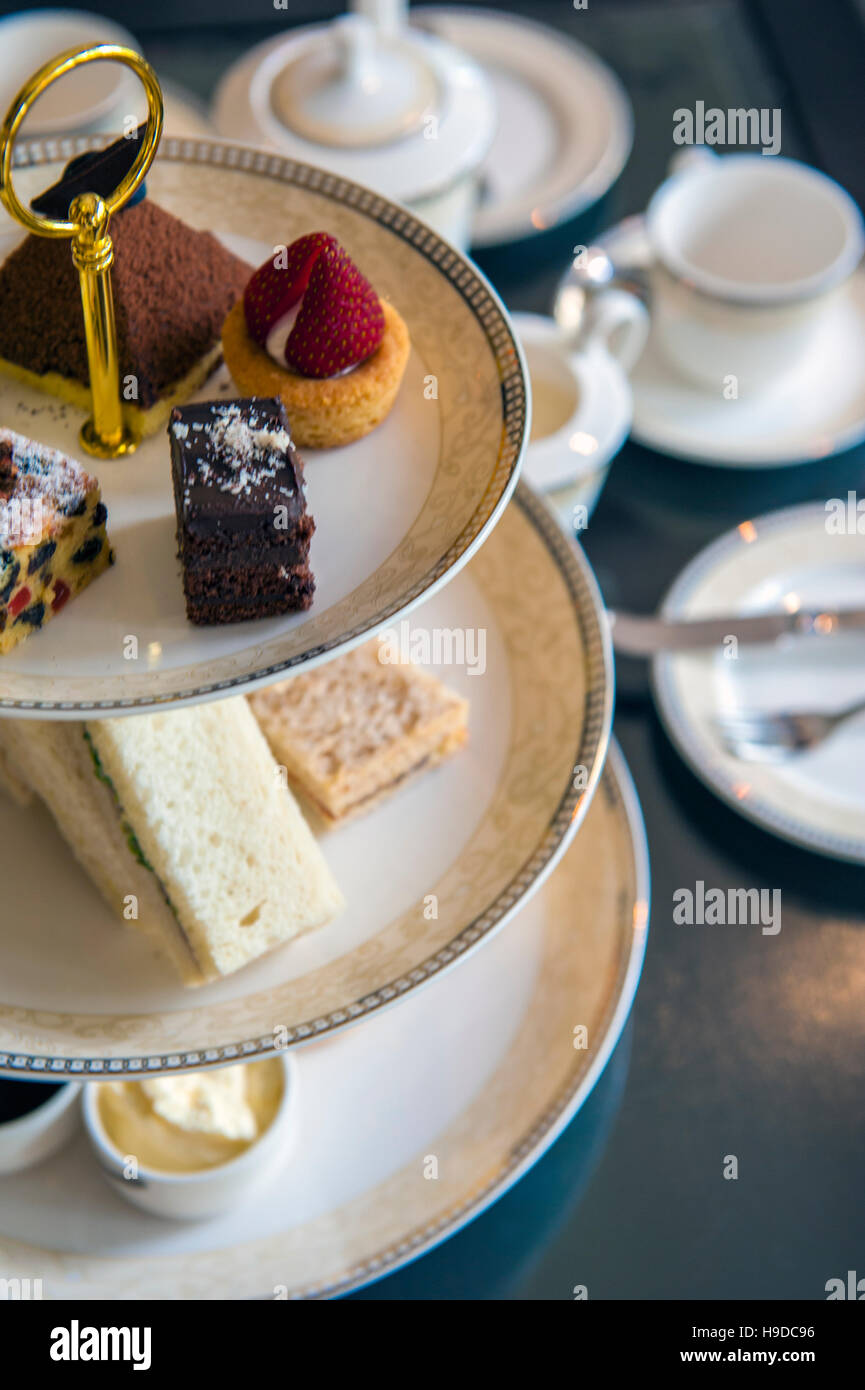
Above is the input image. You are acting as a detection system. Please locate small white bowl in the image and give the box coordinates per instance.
[512,312,632,521]
[82,1054,295,1222]
[0,1079,82,1175]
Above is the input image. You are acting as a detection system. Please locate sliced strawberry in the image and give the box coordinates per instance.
[243,233,334,346]
[284,239,385,378]
[7,585,31,618]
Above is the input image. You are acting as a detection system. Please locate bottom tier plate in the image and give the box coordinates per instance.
[0,740,648,1299]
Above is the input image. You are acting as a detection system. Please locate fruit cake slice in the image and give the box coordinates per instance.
[0,428,112,654]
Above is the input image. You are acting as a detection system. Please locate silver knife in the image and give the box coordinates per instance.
[610,607,865,656]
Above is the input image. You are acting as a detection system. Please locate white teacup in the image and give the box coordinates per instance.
[646,152,865,392]
[0,10,141,135]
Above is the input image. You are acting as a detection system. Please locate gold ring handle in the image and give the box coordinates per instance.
[0,46,164,458]
[0,45,163,235]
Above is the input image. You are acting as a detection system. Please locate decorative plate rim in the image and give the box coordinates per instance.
[652,500,865,863]
[0,482,614,1076]
[320,739,649,1300]
[1,133,529,716]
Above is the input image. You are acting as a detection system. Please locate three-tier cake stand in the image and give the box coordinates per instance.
[0,47,648,1298]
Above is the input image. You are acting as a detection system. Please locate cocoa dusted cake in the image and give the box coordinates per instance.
[0,136,252,440]
[169,397,315,626]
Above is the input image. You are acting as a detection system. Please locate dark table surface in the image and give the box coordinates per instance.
[132,0,865,1299]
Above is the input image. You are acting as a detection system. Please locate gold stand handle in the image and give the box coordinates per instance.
[0,45,164,459]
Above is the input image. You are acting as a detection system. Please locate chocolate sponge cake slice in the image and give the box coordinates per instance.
[0,200,251,439]
[169,397,315,626]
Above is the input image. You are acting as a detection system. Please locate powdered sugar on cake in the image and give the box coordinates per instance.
[0,427,96,522]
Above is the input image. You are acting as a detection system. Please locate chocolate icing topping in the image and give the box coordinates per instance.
[169,398,310,539]
[169,396,316,625]
[30,126,148,220]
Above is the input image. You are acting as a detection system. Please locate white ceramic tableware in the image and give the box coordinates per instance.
[0,1080,82,1175]
[81,1055,294,1221]
[653,502,865,861]
[213,6,495,249]
[0,138,526,713]
[597,214,865,467]
[511,311,632,514]
[0,10,141,134]
[0,484,611,1075]
[645,153,865,393]
[413,6,633,249]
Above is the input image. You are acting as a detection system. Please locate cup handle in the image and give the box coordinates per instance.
[580,288,650,374]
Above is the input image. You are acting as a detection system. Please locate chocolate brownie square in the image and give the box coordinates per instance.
[169,397,315,626]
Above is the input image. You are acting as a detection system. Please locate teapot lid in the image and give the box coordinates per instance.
[272,14,438,149]
[250,5,495,204]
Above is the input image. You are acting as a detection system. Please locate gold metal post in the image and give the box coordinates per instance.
[71,192,128,456]
[0,46,164,459]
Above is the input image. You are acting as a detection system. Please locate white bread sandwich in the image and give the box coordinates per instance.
[248,639,469,826]
[0,737,34,806]
[0,698,343,985]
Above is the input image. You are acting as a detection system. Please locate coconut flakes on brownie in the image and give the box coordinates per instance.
[168,397,315,625]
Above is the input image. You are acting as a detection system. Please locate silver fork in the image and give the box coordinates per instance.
[715,696,865,760]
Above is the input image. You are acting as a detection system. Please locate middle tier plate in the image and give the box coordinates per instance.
[0,483,612,1074]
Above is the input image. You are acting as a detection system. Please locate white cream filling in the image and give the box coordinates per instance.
[140,1070,258,1143]
[263,298,359,378]
[265,302,304,368]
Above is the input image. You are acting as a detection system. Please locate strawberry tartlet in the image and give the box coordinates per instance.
[222,233,410,449]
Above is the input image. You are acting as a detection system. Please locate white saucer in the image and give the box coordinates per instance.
[601,217,865,467]
[652,503,865,862]
[414,6,633,248]
[0,742,648,1299]
[0,21,209,147]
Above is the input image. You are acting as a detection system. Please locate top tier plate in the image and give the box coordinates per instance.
[0,137,528,716]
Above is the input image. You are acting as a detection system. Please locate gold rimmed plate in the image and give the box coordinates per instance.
[0,136,527,714]
[0,741,647,1298]
[0,484,612,1074]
